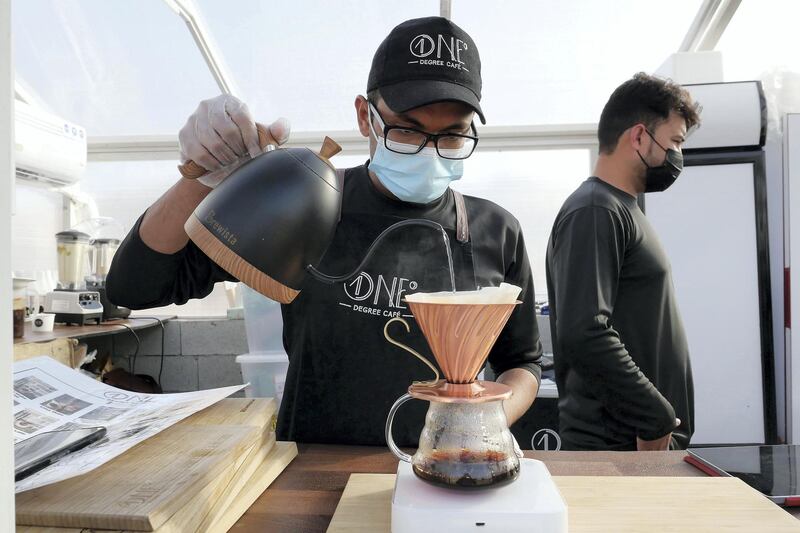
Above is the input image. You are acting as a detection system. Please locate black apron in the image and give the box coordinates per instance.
[277,168,477,446]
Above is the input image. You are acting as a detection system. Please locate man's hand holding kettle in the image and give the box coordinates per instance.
[178,94,291,189]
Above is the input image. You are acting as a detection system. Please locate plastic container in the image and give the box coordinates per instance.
[242,284,285,353]
[236,352,290,405]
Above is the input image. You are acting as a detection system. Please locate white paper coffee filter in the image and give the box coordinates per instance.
[405,282,521,304]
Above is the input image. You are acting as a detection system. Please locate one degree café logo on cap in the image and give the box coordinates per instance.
[408,33,470,72]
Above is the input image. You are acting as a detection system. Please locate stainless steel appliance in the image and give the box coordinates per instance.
[44,230,102,325]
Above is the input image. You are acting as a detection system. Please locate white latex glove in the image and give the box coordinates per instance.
[178,94,291,188]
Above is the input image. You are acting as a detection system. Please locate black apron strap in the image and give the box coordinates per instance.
[452,189,470,244]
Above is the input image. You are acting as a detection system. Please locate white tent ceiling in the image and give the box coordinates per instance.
[14,0,735,139]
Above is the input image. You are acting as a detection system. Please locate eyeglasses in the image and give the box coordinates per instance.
[368,102,478,160]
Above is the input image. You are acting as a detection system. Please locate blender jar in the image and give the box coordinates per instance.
[89,238,120,282]
[55,230,91,290]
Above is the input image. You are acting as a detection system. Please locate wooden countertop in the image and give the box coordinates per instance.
[231,444,800,532]
[14,316,175,345]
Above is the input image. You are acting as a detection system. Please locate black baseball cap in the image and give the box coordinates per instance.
[367,17,485,124]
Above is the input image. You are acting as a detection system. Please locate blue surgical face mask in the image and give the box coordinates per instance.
[367,105,464,204]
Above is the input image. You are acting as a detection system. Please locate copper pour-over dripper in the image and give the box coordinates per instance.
[386,299,520,403]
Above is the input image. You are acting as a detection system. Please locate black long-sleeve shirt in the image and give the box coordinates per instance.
[107,163,542,445]
[546,177,694,450]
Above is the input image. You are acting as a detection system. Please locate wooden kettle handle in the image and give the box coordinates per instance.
[178,124,273,180]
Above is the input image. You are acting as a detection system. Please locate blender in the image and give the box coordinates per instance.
[385,284,567,532]
[85,237,130,320]
[43,230,103,325]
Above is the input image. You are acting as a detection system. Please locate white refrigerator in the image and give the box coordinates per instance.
[645,81,777,445]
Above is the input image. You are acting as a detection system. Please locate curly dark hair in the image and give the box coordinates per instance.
[597,72,701,154]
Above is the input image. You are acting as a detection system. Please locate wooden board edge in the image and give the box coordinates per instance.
[182,398,277,429]
[204,441,298,533]
[153,434,277,533]
[143,424,265,531]
[15,527,83,533]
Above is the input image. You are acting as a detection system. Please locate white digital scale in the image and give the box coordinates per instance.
[392,458,567,533]
[44,290,103,325]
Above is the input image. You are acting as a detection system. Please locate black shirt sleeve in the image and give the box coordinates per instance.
[487,226,543,384]
[549,206,676,440]
[105,212,236,310]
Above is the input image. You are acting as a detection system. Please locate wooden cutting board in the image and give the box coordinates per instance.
[16,398,277,531]
[203,441,298,533]
[326,474,800,532]
[138,397,280,533]
[148,431,276,533]
[15,441,299,533]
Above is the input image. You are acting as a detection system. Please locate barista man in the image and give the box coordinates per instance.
[107,17,542,446]
[546,73,700,451]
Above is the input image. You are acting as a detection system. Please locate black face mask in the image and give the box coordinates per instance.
[637,129,683,193]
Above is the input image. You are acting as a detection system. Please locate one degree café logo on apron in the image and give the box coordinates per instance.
[408,33,469,72]
[338,271,418,318]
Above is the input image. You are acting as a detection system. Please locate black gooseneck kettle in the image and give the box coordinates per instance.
[181,127,451,304]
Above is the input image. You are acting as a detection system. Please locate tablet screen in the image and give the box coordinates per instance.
[689,445,799,498]
[15,427,103,476]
